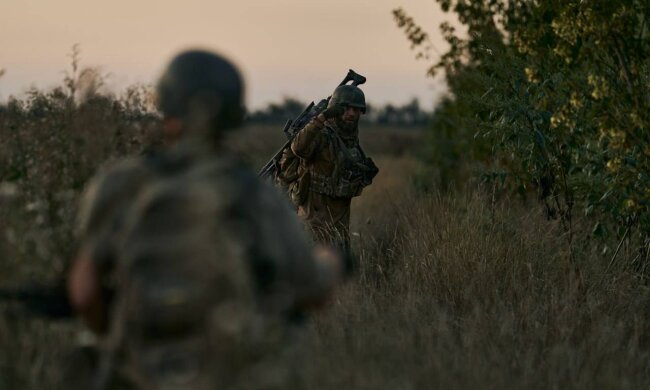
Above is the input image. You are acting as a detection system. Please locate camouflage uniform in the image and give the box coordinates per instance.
[290,115,377,259]
[72,50,335,389]
[77,140,332,389]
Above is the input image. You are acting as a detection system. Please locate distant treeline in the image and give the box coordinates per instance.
[246,97,430,127]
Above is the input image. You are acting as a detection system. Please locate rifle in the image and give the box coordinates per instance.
[258,69,366,178]
[0,282,73,319]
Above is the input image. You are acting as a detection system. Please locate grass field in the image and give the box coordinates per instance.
[1,109,650,388]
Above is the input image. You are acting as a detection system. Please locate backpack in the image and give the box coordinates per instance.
[274,147,310,207]
[97,154,260,389]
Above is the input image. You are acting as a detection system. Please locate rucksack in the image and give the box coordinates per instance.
[97,155,259,389]
[274,147,310,207]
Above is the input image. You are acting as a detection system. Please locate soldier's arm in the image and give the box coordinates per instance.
[290,115,326,160]
[68,247,107,334]
[249,178,341,309]
[307,245,343,307]
[291,105,344,161]
[70,159,151,334]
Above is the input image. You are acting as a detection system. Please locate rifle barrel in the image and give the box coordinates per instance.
[258,139,292,177]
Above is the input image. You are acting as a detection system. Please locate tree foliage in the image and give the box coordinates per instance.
[396,1,650,246]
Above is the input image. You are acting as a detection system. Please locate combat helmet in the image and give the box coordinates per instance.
[328,85,366,113]
[157,50,245,133]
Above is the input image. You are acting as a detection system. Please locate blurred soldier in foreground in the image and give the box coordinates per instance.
[289,85,378,268]
[67,50,341,389]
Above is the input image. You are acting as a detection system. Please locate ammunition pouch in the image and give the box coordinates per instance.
[310,143,378,198]
[274,148,309,207]
[289,168,310,206]
[310,170,363,198]
[359,157,379,185]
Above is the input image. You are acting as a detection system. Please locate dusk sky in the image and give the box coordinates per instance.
[1,0,454,109]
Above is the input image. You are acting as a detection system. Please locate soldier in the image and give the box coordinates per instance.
[289,85,378,269]
[67,50,341,389]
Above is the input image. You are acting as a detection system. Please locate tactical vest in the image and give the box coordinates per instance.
[309,127,378,198]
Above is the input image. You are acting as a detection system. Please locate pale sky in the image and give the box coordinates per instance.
[1,0,452,109]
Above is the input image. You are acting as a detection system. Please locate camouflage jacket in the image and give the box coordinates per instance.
[290,119,378,199]
[76,140,333,388]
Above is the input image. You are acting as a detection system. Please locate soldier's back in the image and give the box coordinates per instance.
[93,142,322,389]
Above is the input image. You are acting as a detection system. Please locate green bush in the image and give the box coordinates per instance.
[395,0,650,251]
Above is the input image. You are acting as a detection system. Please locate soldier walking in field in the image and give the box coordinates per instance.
[67,50,341,389]
[287,85,378,270]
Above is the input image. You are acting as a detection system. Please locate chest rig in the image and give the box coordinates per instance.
[309,126,378,198]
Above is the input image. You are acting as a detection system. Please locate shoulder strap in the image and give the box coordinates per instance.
[325,126,371,164]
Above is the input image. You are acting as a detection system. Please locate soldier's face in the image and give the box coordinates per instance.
[342,106,362,124]
[336,106,362,133]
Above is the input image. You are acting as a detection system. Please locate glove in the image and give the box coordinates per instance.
[322,105,344,120]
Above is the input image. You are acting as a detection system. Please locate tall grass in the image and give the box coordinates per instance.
[293,159,650,389]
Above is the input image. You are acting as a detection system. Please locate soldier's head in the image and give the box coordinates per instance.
[156,50,245,145]
[327,85,365,133]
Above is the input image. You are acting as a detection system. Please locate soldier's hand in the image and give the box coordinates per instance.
[322,105,344,120]
[313,244,344,290]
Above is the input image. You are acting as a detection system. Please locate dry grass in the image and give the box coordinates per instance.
[292,160,650,390]
[1,98,650,389]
